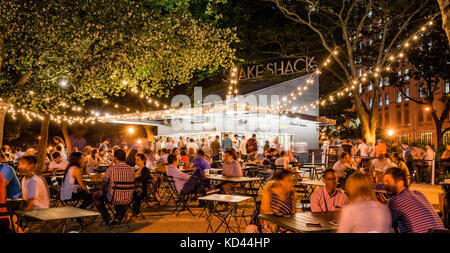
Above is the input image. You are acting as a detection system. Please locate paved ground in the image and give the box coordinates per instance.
[46,180,445,233]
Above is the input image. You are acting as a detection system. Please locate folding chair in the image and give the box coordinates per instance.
[105,181,135,228]
[165,176,196,216]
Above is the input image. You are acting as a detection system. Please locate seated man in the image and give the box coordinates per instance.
[48,152,69,172]
[310,169,348,212]
[383,167,444,233]
[167,154,210,195]
[93,149,135,225]
[0,152,22,199]
[332,151,353,182]
[18,156,50,210]
[263,148,278,166]
[155,148,169,173]
[190,149,211,172]
[220,149,243,194]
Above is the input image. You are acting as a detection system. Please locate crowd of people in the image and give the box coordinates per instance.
[0,133,447,233]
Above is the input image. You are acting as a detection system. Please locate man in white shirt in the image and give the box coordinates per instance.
[239,136,247,160]
[155,137,163,154]
[163,137,174,150]
[332,151,352,179]
[48,152,70,172]
[18,155,50,210]
[233,134,241,152]
[370,153,396,173]
[424,144,435,183]
[187,138,198,154]
[356,139,371,158]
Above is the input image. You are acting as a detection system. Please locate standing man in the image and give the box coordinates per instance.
[402,143,415,183]
[424,144,435,184]
[211,136,221,162]
[246,134,258,155]
[221,134,233,151]
[383,167,444,233]
[233,134,241,152]
[239,135,247,161]
[155,137,163,154]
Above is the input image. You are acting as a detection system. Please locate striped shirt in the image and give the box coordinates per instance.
[310,187,349,212]
[270,192,294,215]
[103,161,135,205]
[388,188,444,233]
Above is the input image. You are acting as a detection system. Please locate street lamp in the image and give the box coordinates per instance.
[137,139,142,145]
[413,106,431,141]
[127,127,135,134]
[387,129,395,137]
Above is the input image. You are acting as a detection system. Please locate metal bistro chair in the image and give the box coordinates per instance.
[105,181,136,228]
[166,176,196,216]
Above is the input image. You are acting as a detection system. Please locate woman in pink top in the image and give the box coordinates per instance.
[338,172,391,233]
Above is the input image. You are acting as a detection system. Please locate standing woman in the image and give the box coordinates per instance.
[259,170,297,233]
[338,172,391,233]
[60,152,92,209]
[133,153,152,215]
[53,136,66,155]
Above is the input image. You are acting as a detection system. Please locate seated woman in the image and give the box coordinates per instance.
[132,153,152,215]
[337,172,391,233]
[220,149,243,194]
[167,154,210,195]
[60,152,92,209]
[259,170,297,233]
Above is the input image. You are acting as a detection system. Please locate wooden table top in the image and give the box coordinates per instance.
[16,207,100,221]
[206,174,262,183]
[259,211,340,233]
[197,194,252,203]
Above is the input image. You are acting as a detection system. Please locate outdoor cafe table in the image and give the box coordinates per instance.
[296,180,325,199]
[206,175,262,197]
[198,194,252,233]
[258,211,340,233]
[16,206,100,233]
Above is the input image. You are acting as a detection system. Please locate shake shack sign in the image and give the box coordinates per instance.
[237,56,316,80]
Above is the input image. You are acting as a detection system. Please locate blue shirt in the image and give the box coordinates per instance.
[388,188,444,233]
[221,138,233,150]
[192,157,211,171]
[0,164,22,198]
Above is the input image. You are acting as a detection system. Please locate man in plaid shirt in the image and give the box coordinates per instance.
[93,149,135,225]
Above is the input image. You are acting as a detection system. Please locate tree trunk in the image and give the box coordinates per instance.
[0,102,8,147]
[438,0,450,44]
[143,125,154,142]
[36,115,50,172]
[61,123,72,156]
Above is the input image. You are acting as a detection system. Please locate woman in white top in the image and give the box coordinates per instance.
[338,172,391,233]
[60,152,92,209]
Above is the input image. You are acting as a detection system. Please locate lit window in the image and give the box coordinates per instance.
[385,94,389,105]
[445,80,449,94]
[368,83,372,91]
[379,78,383,87]
[405,88,409,101]
[378,33,382,39]
[397,91,402,103]
[419,85,424,98]
[369,38,373,45]
[419,132,433,145]
[369,97,373,108]
[359,68,362,76]
[379,95,382,106]
[359,84,362,94]
[368,10,372,18]
[384,77,389,86]
[404,69,409,80]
